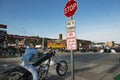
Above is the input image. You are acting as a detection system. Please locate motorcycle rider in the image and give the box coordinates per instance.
[21,42,39,80]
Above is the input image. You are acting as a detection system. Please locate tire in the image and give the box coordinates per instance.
[1,67,32,80]
[56,60,68,76]
[2,70,25,80]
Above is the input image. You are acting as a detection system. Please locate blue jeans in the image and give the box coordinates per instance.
[21,62,38,80]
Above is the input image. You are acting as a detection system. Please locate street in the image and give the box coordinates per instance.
[0,52,120,80]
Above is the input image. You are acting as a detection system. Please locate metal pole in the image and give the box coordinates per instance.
[71,50,74,80]
[70,16,74,80]
[42,37,44,48]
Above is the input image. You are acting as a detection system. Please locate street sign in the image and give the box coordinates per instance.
[66,20,76,32]
[64,0,78,17]
[66,20,77,50]
[67,32,76,39]
[66,32,77,50]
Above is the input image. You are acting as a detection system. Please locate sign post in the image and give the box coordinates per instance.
[64,0,78,80]
[66,19,77,80]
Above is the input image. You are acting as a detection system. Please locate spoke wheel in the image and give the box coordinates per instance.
[56,60,68,76]
[5,72,24,80]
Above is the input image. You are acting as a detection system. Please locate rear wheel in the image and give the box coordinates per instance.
[56,60,68,76]
[1,71,24,80]
[2,69,32,80]
[6,72,24,80]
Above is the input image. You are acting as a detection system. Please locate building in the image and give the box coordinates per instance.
[0,24,8,57]
[47,34,92,50]
[105,41,115,47]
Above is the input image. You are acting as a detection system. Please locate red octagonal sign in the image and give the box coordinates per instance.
[64,0,78,17]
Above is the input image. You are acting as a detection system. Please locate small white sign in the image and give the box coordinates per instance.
[66,32,77,50]
[66,20,75,27]
[66,19,77,50]
[67,32,76,39]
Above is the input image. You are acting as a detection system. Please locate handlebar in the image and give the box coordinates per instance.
[33,52,54,66]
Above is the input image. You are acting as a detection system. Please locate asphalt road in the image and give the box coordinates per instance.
[0,52,120,80]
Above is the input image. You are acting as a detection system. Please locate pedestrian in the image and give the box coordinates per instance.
[21,42,39,80]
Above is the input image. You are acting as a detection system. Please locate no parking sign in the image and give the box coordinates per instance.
[66,20,77,50]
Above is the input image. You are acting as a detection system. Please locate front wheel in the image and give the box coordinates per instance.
[56,60,68,76]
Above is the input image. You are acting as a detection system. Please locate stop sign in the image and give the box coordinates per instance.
[64,0,78,17]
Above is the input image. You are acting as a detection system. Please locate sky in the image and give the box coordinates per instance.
[0,0,120,43]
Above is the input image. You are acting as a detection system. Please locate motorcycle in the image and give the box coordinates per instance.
[1,51,68,80]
